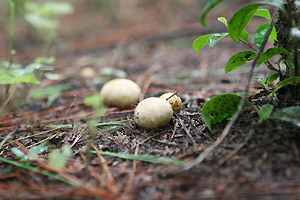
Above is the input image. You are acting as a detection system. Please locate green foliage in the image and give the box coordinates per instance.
[225,51,256,73]
[30,83,74,106]
[11,143,47,161]
[193,34,214,53]
[201,94,243,131]
[83,94,103,108]
[257,48,289,66]
[195,1,300,131]
[258,104,274,120]
[228,4,260,43]
[48,144,72,171]
[254,23,277,48]
[271,77,300,97]
[253,73,278,90]
[200,0,223,28]
[207,33,229,48]
[91,151,187,165]
[270,107,300,127]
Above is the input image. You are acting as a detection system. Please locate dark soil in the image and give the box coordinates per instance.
[0,1,300,200]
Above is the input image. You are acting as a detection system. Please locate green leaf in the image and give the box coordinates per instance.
[91,151,187,165]
[200,0,223,28]
[48,144,72,171]
[30,83,73,106]
[271,77,300,97]
[225,51,256,73]
[207,33,229,48]
[83,94,103,108]
[12,73,40,84]
[218,17,228,26]
[193,34,214,52]
[29,143,48,155]
[258,104,274,120]
[257,48,289,66]
[11,148,28,161]
[240,29,249,43]
[201,94,242,131]
[254,23,277,49]
[228,4,260,43]
[270,107,300,127]
[266,73,279,84]
[254,9,271,20]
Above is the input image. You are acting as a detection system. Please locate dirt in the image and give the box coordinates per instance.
[0,1,300,200]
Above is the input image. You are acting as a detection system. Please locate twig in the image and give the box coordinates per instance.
[216,127,254,168]
[170,12,277,173]
[174,113,196,147]
[125,142,139,193]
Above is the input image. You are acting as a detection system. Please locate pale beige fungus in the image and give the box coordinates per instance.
[160,93,182,113]
[134,97,173,129]
[100,78,141,108]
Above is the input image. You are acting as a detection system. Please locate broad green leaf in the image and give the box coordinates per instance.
[225,51,256,73]
[83,94,103,108]
[269,26,277,43]
[218,17,249,42]
[240,29,249,43]
[270,107,300,127]
[207,33,229,48]
[254,23,277,49]
[254,9,271,20]
[228,4,260,43]
[257,48,289,66]
[193,34,214,52]
[12,73,39,84]
[91,151,187,165]
[201,94,242,131]
[258,104,274,120]
[271,77,300,97]
[200,0,223,28]
[266,73,279,84]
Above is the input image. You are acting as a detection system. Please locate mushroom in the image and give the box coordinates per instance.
[100,78,141,108]
[160,93,182,113]
[134,97,173,129]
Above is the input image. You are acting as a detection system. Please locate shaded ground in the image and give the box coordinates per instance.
[1,1,300,199]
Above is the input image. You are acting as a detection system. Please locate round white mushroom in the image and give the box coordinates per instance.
[100,78,141,108]
[134,97,173,129]
[160,93,182,113]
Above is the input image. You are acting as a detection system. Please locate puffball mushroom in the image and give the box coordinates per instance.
[134,97,173,129]
[160,93,182,113]
[100,78,141,108]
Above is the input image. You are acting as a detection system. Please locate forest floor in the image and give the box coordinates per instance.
[0,1,300,199]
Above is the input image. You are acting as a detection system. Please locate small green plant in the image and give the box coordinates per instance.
[0,1,74,113]
[195,0,300,130]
